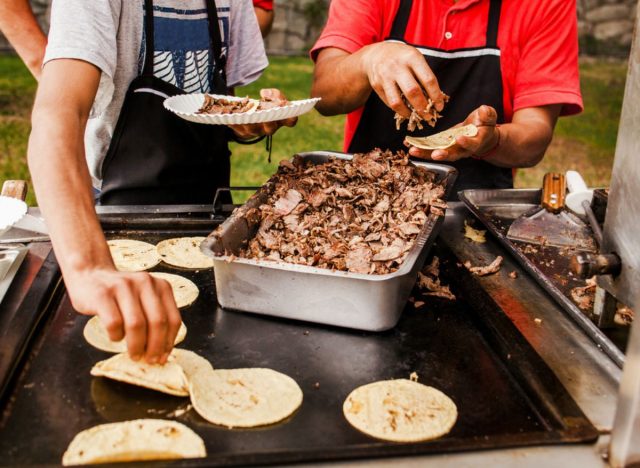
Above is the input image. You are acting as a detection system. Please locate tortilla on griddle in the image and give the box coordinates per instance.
[108,239,162,272]
[343,379,457,442]
[91,352,190,397]
[189,368,303,428]
[172,348,214,381]
[62,419,206,465]
[149,272,199,308]
[405,124,478,150]
[156,237,214,269]
[83,316,187,353]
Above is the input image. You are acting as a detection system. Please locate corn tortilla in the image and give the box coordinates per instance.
[405,124,479,150]
[83,316,187,353]
[62,419,205,465]
[343,379,457,442]
[108,239,161,272]
[172,348,214,381]
[189,368,303,428]
[149,272,199,308]
[156,237,214,269]
[91,352,190,397]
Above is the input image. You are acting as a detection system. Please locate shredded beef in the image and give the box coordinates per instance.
[227,149,447,275]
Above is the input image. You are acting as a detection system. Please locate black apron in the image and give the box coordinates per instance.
[99,0,231,205]
[349,0,512,196]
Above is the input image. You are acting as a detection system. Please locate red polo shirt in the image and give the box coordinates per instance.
[311,0,583,151]
[253,0,274,11]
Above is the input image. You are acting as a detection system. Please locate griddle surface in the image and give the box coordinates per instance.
[0,235,596,466]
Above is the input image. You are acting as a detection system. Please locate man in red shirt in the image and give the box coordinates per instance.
[311,0,583,193]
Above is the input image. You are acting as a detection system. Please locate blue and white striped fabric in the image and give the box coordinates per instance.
[139,2,231,93]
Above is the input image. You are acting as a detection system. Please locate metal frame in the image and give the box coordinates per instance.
[608,3,640,464]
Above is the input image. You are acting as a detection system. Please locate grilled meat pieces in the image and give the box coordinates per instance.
[197,95,289,115]
[230,149,447,275]
[395,92,450,132]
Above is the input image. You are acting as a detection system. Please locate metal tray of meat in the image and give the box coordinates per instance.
[459,188,625,367]
[201,151,458,331]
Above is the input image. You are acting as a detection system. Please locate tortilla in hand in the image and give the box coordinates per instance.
[405,124,478,150]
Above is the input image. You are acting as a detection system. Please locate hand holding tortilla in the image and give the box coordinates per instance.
[407,105,500,162]
[83,316,187,354]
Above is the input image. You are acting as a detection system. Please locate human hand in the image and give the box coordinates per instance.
[67,268,182,364]
[408,105,500,161]
[360,42,445,118]
[229,88,298,140]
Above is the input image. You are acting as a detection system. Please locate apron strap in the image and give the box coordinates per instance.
[486,0,502,48]
[142,0,155,76]
[389,0,413,40]
[141,0,227,90]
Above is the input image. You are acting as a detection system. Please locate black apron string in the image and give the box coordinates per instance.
[389,0,413,40]
[142,0,226,90]
[486,0,502,48]
[142,0,155,76]
[204,0,227,90]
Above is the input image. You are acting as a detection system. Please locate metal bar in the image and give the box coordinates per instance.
[609,290,640,467]
[597,1,640,311]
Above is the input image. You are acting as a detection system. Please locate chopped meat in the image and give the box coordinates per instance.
[225,150,447,275]
[615,305,634,325]
[570,281,596,311]
[197,95,256,114]
[509,271,518,279]
[464,220,486,243]
[394,92,450,132]
[346,246,372,274]
[464,256,503,276]
[274,189,302,215]
[197,94,288,115]
[415,256,456,301]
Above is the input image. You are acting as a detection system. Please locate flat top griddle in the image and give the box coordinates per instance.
[0,229,597,467]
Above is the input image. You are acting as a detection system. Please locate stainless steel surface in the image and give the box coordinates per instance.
[203,151,457,331]
[594,287,618,329]
[0,245,27,304]
[598,3,640,311]
[609,10,640,465]
[582,200,603,247]
[459,188,625,368]
[610,295,640,467]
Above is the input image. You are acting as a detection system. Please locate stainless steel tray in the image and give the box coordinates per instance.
[459,188,625,367]
[202,151,457,331]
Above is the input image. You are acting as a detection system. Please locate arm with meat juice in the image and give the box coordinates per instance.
[28,59,182,364]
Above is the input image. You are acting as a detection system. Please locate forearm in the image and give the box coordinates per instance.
[29,109,112,277]
[0,0,47,80]
[482,108,558,168]
[254,7,274,38]
[311,48,372,116]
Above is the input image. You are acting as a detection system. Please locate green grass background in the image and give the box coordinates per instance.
[0,55,627,206]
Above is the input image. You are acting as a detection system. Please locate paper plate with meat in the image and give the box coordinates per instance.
[164,93,321,125]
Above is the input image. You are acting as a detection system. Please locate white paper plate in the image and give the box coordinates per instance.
[164,94,321,125]
[0,196,28,236]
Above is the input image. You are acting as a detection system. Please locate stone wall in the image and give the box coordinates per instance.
[0,0,637,57]
[578,0,638,56]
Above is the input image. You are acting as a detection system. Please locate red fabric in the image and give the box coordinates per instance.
[311,0,583,151]
[253,0,273,11]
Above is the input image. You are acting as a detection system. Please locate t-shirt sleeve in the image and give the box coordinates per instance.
[513,0,583,116]
[226,0,268,88]
[310,0,384,61]
[43,0,119,79]
[253,0,274,11]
